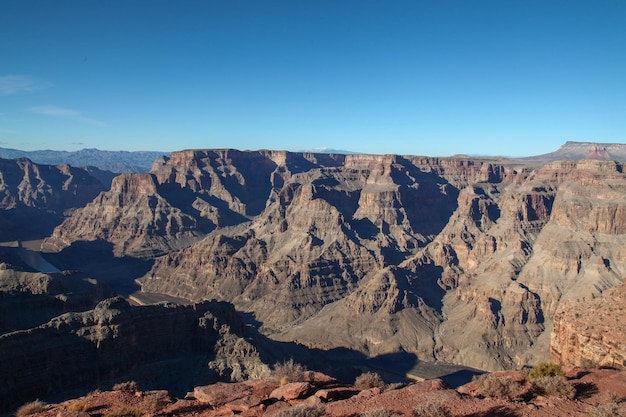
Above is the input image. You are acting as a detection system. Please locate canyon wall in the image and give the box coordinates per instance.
[0,297,269,412]
[40,149,626,371]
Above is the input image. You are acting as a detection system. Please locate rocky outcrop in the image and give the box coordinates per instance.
[0,297,269,412]
[19,367,626,417]
[551,281,626,369]
[0,263,112,333]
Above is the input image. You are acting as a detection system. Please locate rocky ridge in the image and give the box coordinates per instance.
[0,157,105,240]
[41,149,626,372]
[16,367,626,417]
[0,297,269,412]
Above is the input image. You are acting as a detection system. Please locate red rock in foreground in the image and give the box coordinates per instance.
[21,369,626,417]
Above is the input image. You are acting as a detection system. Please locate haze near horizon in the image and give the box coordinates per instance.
[1,1,625,157]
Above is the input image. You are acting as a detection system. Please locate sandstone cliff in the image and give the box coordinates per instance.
[551,281,626,370]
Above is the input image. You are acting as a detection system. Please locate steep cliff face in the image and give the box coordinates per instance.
[0,158,105,240]
[139,154,469,330]
[40,149,626,372]
[43,174,205,257]
[551,281,626,370]
[43,150,346,258]
[0,297,269,412]
[0,263,112,333]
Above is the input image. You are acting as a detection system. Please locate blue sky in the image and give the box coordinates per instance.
[1,1,625,156]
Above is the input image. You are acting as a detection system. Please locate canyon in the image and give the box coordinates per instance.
[1,142,625,412]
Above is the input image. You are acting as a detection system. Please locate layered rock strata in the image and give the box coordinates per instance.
[0,297,269,412]
[41,150,626,371]
[551,281,626,369]
[0,157,105,240]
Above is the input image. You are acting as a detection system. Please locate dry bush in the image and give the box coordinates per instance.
[276,404,325,417]
[361,408,400,417]
[112,381,139,394]
[472,373,524,399]
[586,401,624,417]
[15,400,47,417]
[354,371,385,390]
[142,392,170,413]
[531,376,575,399]
[412,401,453,417]
[273,358,307,384]
[104,407,143,417]
[66,401,90,412]
[527,362,565,380]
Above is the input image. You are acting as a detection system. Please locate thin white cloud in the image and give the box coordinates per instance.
[28,105,106,127]
[0,75,52,95]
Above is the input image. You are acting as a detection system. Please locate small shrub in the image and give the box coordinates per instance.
[15,400,47,417]
[412,401,453,417]
[527,362,565,380]
[531,376,575,399]
[142,392,170,413]
[586,402,624,417]
[361,408,400,417]
[273,358,307,384]
[66,401,90,412]
[472,373,523,399]
[276,404,325,417]
[354,371,385,390]
[104,407,143,417]
[113,381,139,393]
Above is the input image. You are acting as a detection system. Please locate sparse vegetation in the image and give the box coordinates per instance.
[272,358,308,384]
[354,371,385,390]
[276,404,325,417]
[530,376,576,399]
[142,391,170,413]
[472,373,524,399]
[112,381,139,394]
[412,401,453,417]
[66,400,90,412]
[15,400,47,417]
[361,408,400,417]
[527,362,565,380]
[104,407,143,417]
[586,401,624,417]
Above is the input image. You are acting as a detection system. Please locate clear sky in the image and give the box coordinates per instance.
[1,1,625,157]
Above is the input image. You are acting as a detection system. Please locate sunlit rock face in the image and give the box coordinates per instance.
[42,149,626,371]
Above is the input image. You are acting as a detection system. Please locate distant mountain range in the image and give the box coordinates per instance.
[1,141,625,175]
[0,147,168,173]
[524,141,626,162]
